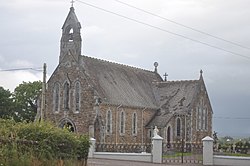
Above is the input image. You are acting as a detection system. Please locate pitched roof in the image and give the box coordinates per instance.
[62,7,81,30]
[147,80,200,128]
[81,56,162,108]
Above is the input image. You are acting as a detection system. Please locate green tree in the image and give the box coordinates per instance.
[0,86,14,119]
[13,81,42,122]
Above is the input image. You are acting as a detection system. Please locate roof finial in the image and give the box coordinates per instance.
[154,62,158,73]
[200,69,203,79]
[70,0,75,7]
[163,72,168,81]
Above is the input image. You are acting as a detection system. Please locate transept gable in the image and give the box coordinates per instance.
[147,78,201,128]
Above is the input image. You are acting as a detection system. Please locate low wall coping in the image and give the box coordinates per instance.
[214,155,250,160]
[94,152,151,156]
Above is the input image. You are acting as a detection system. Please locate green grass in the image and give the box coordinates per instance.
[163,152,192,158]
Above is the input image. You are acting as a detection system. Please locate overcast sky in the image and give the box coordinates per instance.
[0,0,250,138]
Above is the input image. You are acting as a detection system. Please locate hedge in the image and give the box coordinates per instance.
[0,119,90,166]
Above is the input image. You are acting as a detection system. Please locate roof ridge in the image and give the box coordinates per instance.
[82,55,156,74]
[157,79,198,84]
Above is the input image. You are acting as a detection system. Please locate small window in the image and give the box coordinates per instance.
[120,111,125,135]
[148,129,152,138]
[204,108,208,130]
[132,112,137,135]
[53,82,60,112]
[106,110,112,134]
[75,81,81,112]
[167,126,171,143]
[176,118,181,137]
[63,82,70,110]
[198,107,202,130]
[69,28,74,42]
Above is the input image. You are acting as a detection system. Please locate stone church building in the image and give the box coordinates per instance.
[40,7,213,149]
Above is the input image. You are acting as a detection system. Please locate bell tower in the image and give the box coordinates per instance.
[60,7,82,63]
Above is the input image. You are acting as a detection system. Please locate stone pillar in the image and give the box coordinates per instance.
[152,134,163,163]
[88,137,96,158]
[202,136,214,165]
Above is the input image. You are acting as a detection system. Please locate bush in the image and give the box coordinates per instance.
[0,119,90,165]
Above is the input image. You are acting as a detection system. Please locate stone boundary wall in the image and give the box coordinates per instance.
[203,136,250,166]
[214,155,250,166]
[89,131,163,163]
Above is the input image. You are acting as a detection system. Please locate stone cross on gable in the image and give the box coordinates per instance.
[163,72,168,81]
[71,0,75,7]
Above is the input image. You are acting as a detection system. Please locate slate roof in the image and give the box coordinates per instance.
[79,55,204,128]
[81,56,162,109]
[147,80,200,128]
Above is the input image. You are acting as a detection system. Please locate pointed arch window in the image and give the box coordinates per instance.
[197,106,203,130]
[201,99,204,130]
[166,126,172,148]
[120,111,125,135]
[204,108,208,130]
[63,82,70,110]
[132,112,137,135]
[75,81,81,112]
[53,82,60,113]
[148,130,152,138]
[202,107,206,130]
[197,99,208,131]
[176,118,181,137]
[106,110,112,134]
[68,28,74,42]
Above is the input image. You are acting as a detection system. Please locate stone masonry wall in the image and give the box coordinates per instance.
[98,104,156,144]
[45,60,95,134]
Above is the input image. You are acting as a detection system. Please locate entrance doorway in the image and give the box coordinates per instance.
[59,118,76,132]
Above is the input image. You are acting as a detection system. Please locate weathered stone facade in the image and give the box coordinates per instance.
[39,7,213,150]
[96,104,156,144]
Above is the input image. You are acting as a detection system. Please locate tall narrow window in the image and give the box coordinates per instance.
[176,118,181,137]
[132,112,137,135]
[167,126,171,143]
[69,28,74,42]
[202,108,206,130]
[120,111,125,135]
[75,81,80,112]
[196,107,199,130]
[106,110,112,134]
[201,107,204,130]
[63,82,70,110]
[204,108,208,130]
[198,107,202,130]
[53,83,60,112]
